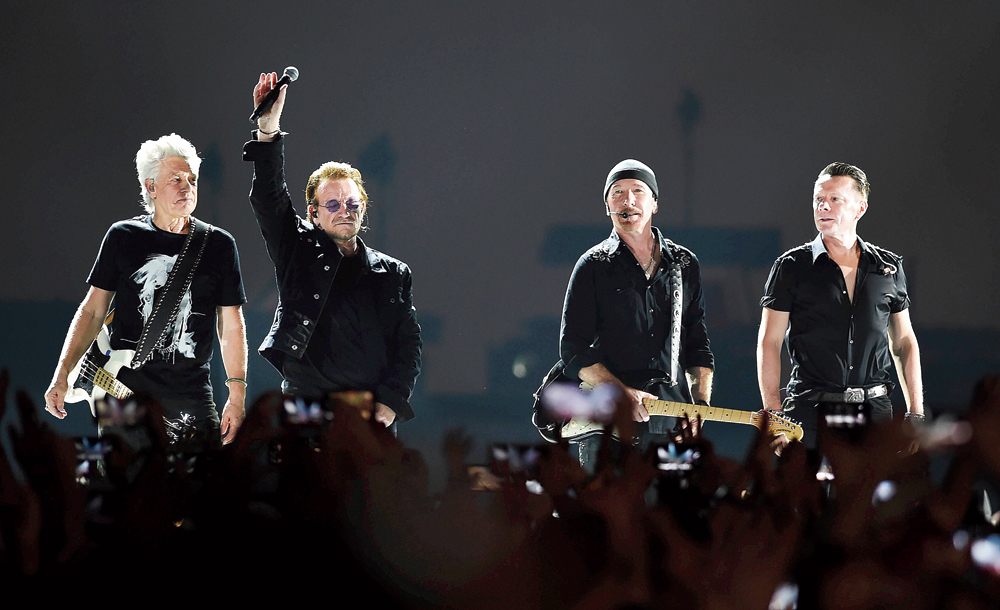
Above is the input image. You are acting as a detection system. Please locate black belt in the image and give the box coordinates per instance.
[809,384,888,404]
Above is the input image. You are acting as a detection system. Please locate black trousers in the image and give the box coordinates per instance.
[783,395,894,450]
[574,418,678,475]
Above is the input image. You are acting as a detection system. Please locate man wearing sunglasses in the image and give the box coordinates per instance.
[243,72,422,428]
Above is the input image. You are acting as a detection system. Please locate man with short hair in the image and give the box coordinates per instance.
[757,162,924,450]
[243,72,421,427]
[44,134,249,445]
[559,159,715,469]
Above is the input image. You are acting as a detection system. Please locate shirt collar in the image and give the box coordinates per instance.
[810,233,872,264]
[318,227,374,271]
[606,226,675,263]
[358,237,376,272]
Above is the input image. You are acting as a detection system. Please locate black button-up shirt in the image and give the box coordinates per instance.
[760,233,909,399]
[559,228,714,405]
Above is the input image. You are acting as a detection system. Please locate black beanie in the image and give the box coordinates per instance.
[604,159,658,201]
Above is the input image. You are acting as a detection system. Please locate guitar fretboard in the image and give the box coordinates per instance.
[91,367,133,400]
[643,398,757,426]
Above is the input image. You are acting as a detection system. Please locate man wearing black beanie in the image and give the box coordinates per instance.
[558,159,715,471]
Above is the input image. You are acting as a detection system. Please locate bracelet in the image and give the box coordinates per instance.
[904,412,925,420]
[258,127,280,136]
[225,378,247,387]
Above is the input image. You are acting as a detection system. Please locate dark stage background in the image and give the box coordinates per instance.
[3,1,1000,485]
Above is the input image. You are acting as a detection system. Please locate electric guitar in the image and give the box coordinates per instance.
[65,325,135,414]
[554,398,803,444]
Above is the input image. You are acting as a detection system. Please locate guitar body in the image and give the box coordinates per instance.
[559,418,610,443]
[65,326,135,414]
[533,369,804,444]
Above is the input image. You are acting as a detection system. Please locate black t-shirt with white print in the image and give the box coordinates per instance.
[87,216,246,421]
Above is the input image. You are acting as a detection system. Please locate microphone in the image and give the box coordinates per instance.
[249,66,299,123]
[608,210,638,219]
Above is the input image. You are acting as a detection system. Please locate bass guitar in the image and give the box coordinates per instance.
[65,325,134,414]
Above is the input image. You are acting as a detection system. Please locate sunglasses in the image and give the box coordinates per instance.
[318,197,363,214]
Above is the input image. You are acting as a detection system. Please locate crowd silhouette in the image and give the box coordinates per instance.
[2,366,999,609]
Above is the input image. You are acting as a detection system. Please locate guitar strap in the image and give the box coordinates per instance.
[531,359,570,443]
[667,259,682,386]
[131,217,213,369]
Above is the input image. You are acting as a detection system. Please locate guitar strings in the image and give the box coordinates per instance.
[75,359,131,397]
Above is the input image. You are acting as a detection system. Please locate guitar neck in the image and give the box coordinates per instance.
[643,398,756,427]
[92,366,133,400]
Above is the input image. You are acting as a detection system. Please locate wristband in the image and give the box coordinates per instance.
[225,378,247,387]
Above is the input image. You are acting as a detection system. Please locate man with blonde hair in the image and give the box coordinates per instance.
[44,134,248,446]
[243,72,421,427]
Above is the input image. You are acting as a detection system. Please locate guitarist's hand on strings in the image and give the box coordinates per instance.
[578,363,656,423]
[624,386,657,423]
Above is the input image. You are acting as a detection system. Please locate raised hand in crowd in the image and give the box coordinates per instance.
[5,369,86,572]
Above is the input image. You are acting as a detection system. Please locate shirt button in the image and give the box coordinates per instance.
[390,298,396,303]
[291,345,298,351]
[849,339,853,344]
[324,266,330,271]
[314,294,320,299]
[849,365,853,370]
[649,309,654,313]
[303,320,310,326]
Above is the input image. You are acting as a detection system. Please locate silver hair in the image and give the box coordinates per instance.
[135,134,201,213]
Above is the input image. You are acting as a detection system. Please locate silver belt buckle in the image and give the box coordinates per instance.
[867,384,887,399]
[843,387,865,403]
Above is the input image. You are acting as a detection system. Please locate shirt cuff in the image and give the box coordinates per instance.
[375,384,415,423]
[685,351,715,371]
[563,351,599,381]
[242,132,284,162]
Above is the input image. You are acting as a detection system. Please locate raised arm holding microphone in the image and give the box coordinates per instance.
[243,71,422,428]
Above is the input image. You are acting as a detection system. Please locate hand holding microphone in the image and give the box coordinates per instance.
[251,67,299,135]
